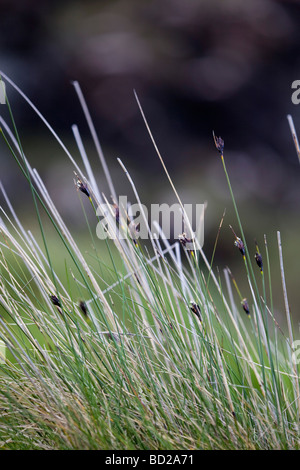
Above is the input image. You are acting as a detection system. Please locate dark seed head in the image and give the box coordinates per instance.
[213,132,224,155]
[190,301,202,321]
[255,252,263,272]
[234,237,245,257]
[74,173,90,198]
[79,300,88,317]
[241,298,250,315]
[179,232,193,248]
[230,226,245,257]
[113,203,120,224]
[50,295,61,308]
[254,240,263,272]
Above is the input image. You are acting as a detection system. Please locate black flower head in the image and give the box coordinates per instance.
[213,131,224,155]
[113,203,120,224]
[178,232,193,248]
[234,237,245,257]
[74,172,90,199]
[50,294,61,308]
[79,300,88,317]
[254,241,263,273]
[241,298,250,315]
[230,226,245,258]
[255,252,263,272]
[190,301,202,321]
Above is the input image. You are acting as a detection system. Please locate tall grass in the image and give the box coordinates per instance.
[0,73,299,449]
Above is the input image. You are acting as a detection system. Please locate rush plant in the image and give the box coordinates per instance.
[0,72,299,450]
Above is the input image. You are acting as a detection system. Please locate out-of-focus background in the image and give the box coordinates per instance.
[1,0,300,323]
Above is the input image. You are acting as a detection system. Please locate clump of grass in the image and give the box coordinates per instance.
[0,72,299,449]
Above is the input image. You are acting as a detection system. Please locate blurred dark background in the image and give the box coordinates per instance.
[1,0,300,321]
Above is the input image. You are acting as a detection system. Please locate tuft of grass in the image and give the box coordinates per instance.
[0,72,299,449]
